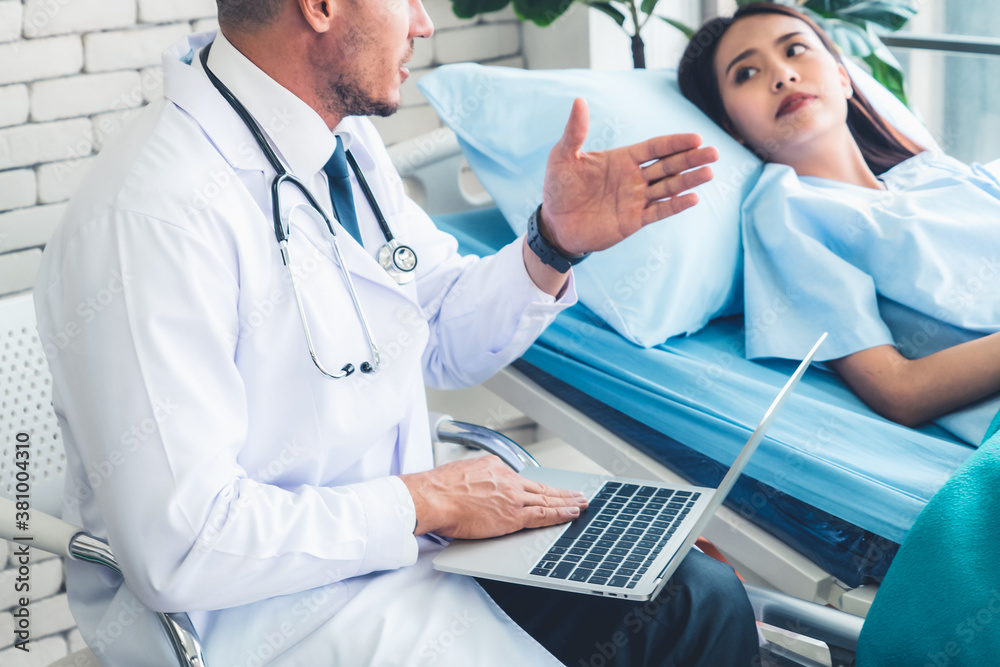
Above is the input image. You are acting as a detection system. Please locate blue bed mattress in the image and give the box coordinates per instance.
[432,207,977,586]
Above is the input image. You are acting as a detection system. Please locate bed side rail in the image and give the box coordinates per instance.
[387,127,493,215]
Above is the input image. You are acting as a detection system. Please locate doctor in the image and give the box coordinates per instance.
[34,0,758,665]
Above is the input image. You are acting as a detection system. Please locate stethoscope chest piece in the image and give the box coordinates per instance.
[378,239,418,285]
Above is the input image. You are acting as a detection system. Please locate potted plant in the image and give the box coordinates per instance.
[450,0,919,103]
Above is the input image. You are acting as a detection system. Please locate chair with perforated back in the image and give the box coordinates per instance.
[0,292,206,667]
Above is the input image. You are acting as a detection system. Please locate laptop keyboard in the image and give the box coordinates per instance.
[529,482,700,589]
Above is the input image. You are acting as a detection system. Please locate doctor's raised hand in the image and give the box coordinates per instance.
[519,97,719,295]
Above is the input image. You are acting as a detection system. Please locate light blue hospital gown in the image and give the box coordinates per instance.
[742,150,1000,445]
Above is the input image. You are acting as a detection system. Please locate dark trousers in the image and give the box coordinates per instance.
[478,549,759,667]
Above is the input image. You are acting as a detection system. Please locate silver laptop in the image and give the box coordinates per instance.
[433,333,827,602]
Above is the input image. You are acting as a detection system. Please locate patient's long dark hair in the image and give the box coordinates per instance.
[677,2,924,175]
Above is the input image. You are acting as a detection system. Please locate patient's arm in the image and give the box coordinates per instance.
[829,333,1000,427]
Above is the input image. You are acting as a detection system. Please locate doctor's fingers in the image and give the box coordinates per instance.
[640,145,719,183]
[628,133,705,165]
[521,480,588,505]
[645,165,714,204]
[519,505,583,530]
[640,192,700,226]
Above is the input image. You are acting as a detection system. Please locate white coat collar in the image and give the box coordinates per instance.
[162,31,374,177]
[162,32,414,303]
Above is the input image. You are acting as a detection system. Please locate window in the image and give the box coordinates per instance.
[884,0,1000,164]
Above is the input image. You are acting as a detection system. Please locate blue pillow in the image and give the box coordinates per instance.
[419,64,760,346]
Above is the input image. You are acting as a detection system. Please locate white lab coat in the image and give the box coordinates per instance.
[34,31,572,666]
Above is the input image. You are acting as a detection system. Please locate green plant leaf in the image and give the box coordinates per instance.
[803,0,917,30]
[862,53,908,106]
[835,1,917,31]
[658,15,695,40]
[588,1,627,26]
[816,16,875,56]
[450,0,512,19]
[511,0,575,26]
[640,0,658,16]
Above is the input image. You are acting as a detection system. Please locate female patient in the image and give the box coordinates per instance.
[677,2,1000,440]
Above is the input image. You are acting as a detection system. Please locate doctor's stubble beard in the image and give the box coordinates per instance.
[317,35,414,119]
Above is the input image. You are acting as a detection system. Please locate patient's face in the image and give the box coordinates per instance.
[713,13,853,163]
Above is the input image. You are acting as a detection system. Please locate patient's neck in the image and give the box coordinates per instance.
[776,126,883,190]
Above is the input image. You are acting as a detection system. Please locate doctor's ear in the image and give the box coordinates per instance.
[299,0,335,31]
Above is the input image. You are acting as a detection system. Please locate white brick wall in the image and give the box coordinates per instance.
[0,35,83,86]
[0,2,528,299]
[0,170,36,210]
[137,0,215,24]
[84,23,192,72]
[30,71,144,122]
[37,157,96,204]
[434,22,521,64]
[0,85,29,128]
[0,119,94,170]
[22,0,136,39]
[0,1,22,43]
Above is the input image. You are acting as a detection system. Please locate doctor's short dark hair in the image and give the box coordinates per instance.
[216,0,286,32]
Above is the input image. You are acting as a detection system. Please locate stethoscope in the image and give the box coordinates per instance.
[200,44,418,378]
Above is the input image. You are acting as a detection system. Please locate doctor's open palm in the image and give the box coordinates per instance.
[540,98,719,255]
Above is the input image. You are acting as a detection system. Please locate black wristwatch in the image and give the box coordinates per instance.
[526,204,589,274]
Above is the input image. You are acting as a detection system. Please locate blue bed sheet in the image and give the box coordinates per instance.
[432,208,975,549]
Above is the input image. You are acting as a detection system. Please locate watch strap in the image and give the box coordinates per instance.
[526,205,589,273]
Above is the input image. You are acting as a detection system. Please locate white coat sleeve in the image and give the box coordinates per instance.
[35,210,418,613]
[354,118,576,390]
[412,199,579,390]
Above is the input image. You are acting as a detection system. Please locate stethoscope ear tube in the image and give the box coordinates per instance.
[199,39,418,377]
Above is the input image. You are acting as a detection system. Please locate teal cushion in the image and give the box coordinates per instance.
[419,64,758,346]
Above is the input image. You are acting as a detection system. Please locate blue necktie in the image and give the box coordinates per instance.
[323,136,363,245]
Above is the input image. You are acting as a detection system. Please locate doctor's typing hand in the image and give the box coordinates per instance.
[399,455,588,539]
[540,98,719,256]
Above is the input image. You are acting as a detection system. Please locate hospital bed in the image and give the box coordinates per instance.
[391,128,984,618]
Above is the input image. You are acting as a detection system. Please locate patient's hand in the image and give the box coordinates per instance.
[398,455,588,539]
[541,98,719,255]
